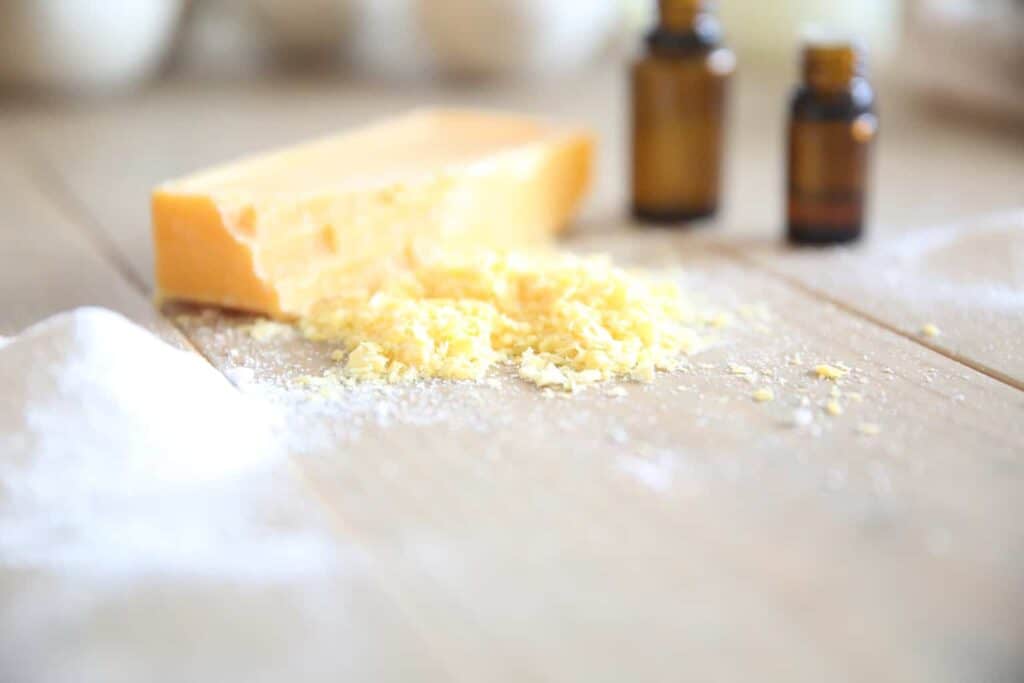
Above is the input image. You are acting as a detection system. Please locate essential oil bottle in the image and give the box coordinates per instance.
[786,36,877,244]
[631,0,735,225]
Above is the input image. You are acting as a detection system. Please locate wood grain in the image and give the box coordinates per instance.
[2,68,1022,681]
[17,68,1024,379]
[174,233,1024,682]
[0,124,166,336]
[724,210,1024,389]
[0,121,446,683]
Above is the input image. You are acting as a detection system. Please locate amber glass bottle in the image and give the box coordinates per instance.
[786,39,877,244]
[631,0,734,224]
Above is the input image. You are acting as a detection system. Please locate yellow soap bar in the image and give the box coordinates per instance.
[152,109,594,318]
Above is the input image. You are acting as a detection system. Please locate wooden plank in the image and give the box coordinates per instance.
[1,491,447,683]
[0,124,446,683]
[708,70,1024,386]
[19,69,1024,376]
[725,210,1024,389]
[10,71,1023,679]
[173,231,1024,682]
[0,131,167,336]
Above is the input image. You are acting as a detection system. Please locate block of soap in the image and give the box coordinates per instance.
[152,109,594,317]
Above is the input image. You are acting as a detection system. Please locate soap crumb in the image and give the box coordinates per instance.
[605,386,629,398]
[825,400,843,416]
[246,319,295,342]
[630,363,656,383]
[920,323,941,338]
[708,312,733,329]
[814,363,849,381]
[752,388,774,403]
[857,422,881,436]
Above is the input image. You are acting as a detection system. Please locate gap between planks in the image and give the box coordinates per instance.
[14,142,224,366]
[13,144,471,681]
[20,132,1024,397]
[20,146,1024,681]
[715,242,1024,393]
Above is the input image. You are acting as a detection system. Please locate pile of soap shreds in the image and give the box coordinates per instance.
[301,250,713,391]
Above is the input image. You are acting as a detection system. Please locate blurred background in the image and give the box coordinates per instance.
[0,0,1020,249]
[0,0,1021,119]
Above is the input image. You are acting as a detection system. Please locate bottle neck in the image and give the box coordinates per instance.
[658,0,712,33]
[802,43,865,93]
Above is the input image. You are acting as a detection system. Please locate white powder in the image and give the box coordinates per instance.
[0,307,337,580]
[617,452,676,493]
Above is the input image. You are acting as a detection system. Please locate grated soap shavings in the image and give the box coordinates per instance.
[814,363,850,381]
[301,250,713,391]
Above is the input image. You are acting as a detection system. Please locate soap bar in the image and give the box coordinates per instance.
[152,109,594,317]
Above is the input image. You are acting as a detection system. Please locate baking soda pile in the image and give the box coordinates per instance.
[0,308,333,579]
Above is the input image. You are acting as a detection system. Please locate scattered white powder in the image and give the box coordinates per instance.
[225,365,257,387]
[0,307,337,580]
[791,408,815,428]
[617,452,676,493]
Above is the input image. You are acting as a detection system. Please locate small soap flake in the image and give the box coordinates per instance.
[605,386,629,398]
[728,363,753,376]
[246,319,295,342]
[814,363,849,381]
[752,388,774,403]
[825,400,843,416]
[857,422,881,436]
[920,323,941,338]
[708,312,733,329]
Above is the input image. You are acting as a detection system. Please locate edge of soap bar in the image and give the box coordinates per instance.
[152,108,595,318]
[152,192,283,315]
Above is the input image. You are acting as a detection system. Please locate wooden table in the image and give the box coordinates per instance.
[1,67,1023,682]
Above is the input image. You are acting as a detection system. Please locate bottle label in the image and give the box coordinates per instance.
[788,117,873,233]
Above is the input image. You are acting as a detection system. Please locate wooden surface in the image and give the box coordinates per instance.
[1,67,1023,682]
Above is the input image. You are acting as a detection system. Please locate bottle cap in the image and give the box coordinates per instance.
[658,0,715,32]
[800,26,867,90]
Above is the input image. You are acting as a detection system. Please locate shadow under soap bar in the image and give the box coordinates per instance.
[152,109,594,318]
